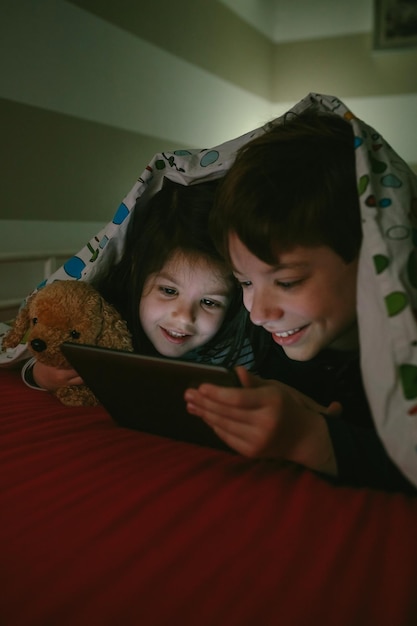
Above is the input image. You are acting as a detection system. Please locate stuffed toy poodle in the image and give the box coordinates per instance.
[2,280,133,406]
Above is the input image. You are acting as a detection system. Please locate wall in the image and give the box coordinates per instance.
[0,0,274,225]
[271,33,417,168]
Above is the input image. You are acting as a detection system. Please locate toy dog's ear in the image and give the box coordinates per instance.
[1,292,36,349]
[97,299,133,352]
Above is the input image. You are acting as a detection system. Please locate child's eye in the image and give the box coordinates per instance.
[159,286,177,296]
[275,280,303,290]
[201,298,221,309]
[239,281,252,289]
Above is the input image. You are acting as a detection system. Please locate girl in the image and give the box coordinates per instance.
[27,178,253,391]
[96,177,251,364]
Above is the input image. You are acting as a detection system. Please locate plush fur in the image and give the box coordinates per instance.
[2,280,133,406]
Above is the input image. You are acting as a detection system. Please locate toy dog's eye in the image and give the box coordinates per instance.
[70,330,80,339]
[32,317,38,325]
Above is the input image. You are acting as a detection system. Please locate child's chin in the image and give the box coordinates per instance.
[276,334,321,361]
[157,344,190,359]
[280,343,319,363]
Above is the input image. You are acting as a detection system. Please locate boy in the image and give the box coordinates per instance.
[185,111,416,494]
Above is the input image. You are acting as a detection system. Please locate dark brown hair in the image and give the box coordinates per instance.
[211,111,361,265]
[96,178,248,365]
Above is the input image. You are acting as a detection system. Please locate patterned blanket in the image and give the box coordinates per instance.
[1,92,417,486]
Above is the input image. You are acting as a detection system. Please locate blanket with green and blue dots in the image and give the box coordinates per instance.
[1,92,417,487]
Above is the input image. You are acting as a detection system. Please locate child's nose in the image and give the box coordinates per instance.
[249,289,284,327]
[172,301,197,324]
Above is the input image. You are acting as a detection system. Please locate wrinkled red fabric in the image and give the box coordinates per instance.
[1,368,417,626]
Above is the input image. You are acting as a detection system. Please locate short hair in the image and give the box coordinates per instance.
[211,112,361,265]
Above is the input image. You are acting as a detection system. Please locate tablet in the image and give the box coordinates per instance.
[61,342,240,452]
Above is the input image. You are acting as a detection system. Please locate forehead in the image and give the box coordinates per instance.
[229,232,303,269]
[228,231,352,274]
[164,249,219,272]
[159,250,232,289]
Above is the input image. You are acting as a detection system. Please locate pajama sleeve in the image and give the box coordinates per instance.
[322,413,417,494]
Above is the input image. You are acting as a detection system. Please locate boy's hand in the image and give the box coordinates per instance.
[184,366,341,476]
[33,361,83,391]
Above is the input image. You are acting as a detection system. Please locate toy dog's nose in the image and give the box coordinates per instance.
[31,338,47,353]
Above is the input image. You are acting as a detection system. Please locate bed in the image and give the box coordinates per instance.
[2,90,417,624]
[1,366,417,626]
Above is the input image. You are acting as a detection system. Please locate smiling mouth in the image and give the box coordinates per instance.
[166,329,188,338]
[161,327,192,343]
[273,327,303,338]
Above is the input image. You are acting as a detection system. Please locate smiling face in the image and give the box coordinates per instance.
[229,232,359,361]
[139,250,232,358]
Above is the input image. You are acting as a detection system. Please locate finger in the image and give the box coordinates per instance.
[67,375,84,386]
[185,390,243,422]
[58,369,82,384]
[204,410,277,459]
[185,383,266,414]
[193,402,258,451]
[185,384,245,410]
[324,401,343,418]
[64,367,81,377]
[209,424,256,456]
[234,366,263,389]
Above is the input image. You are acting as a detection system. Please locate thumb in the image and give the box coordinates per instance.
[234,366,263,389]
[324,401,343,418]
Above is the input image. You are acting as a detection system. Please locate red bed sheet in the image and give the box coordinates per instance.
[1,368,417,626]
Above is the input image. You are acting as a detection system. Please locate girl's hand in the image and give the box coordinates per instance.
[184,366,341,476]
[33,361,83,391]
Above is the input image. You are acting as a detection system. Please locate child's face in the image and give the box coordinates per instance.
[139,251,232,358]
[229,232,359,361]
